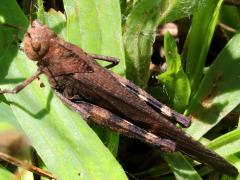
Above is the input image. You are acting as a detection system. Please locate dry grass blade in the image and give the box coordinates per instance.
[0,152,56,180]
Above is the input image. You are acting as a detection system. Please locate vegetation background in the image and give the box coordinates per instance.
[0,0,240,179]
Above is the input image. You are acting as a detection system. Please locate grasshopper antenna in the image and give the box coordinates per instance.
[29,0,33,25]
[0,23,24,49]
[0,24,22,31]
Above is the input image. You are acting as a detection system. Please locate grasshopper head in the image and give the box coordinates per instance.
[23,20,55,61]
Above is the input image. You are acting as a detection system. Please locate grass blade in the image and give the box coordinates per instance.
[63,0,125,75]
[184,0,224,94]
[185,34,240,140]
[123,0,199,87]
[163,153,202,180]
[0,165,15,180]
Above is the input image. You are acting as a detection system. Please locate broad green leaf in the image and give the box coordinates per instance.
[44,9,67,39]
[123,0,200,87]
[0,0,127,179]
[185,34,240,140]
[158,32,190,112]
[0,121,13,131]
[63,0,125,75]
[184,0,223,94]
[0,101,20,130]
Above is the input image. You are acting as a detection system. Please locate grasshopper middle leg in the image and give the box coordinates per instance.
[88,53,120,69]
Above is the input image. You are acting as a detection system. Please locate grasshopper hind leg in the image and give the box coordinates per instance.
[55,90,176,153]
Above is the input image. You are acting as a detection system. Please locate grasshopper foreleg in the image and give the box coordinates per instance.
[0,70,42,94]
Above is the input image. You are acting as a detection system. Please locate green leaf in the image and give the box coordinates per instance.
[123,0,200,87]
[44,9,67,39]
[0,101,20,131]
[0,165,15,180]
[0,0,127,179]
[163,153,202,180]
[158,32,190,112]
[219,5,240,39]
[184,0,224,94]
[209,129,240,158]
[63,0,125,75]
[208,129,240,179]
[185,34,240,140]
[37,0,45,23]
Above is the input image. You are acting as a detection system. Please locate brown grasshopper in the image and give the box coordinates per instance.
[0,20,238,176]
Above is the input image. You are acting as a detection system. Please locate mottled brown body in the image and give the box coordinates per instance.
[1,20,237,176]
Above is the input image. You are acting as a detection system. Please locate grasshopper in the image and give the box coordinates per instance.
[0,20,238,176]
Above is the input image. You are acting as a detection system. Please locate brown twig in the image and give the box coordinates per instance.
[0,152,56,180]
[219,22,238,33]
